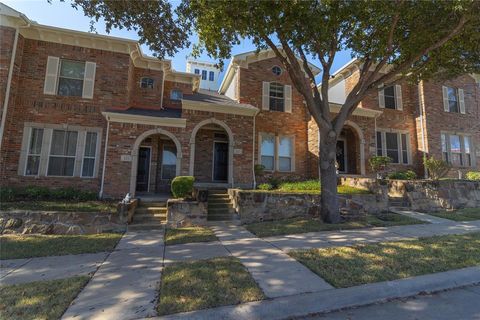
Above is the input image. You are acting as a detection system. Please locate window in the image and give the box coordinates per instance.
[25,128,44,176]
[269,82,284,111]
[209,71,215,81]
[82,132,97,177]
[278,136,293,172]
[201,70,207,80]
[383,86,396,109]
[194,69,200,75]
[441,133,473,167]
[57,60,85,97]
[447,86,458,113]
[376,131,409,164]
[161,145,177,180]
[140,77,154,89]
[272,66,282,76]
[260,134,275,171]
[170,89,183,101]
[48,130,78,176]
[260,133,295,172]
[443,86,466,114]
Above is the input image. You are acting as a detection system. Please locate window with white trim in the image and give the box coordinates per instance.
[201,70,207,80]
[140,77,154,89]
[161,145,177,180]
[209,71,215,81]
[48,130,78,176]
[82,132,97,177]
[376,131,410,164]
[260,134,275,171]
[194,69,200,75]
[58,60,85,97]
[25,128,44,176]
[170,89,183,101]
[441,133,473,167]
[378,84,403,110]
[442,86,465,114]
[269,82,285,111]
[278,136,293,172]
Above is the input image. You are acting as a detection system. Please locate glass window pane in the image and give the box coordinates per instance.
[387,150,399,163]
[383,86,396,109]
[447,87,457,101]
[261,156,274,171]
[82,158,95,177]
[441,134,447,152]
[279,137,292,157]
[162,145,177,165]
[48,156,75,176]
[451,153,462,166]
[279,157,291,171]
[84,132,97,157]
[376,132,383,156]
[60,60,85,79]
[449,100,458,113]
[385,132,399,163]
[26,156,40,175]
[202,70,207,80]
[449,135,461,153]
[162,165,176,180]
[58,78,83,97]
[261,135,274,156]
[66,131,78,156]
[29,128,43,155]
[209,71,214,81]
[51,130,66,155]
[464,136,471,154]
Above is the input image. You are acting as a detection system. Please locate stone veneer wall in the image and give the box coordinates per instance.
[228,188,388,224]
[166,199,208,228]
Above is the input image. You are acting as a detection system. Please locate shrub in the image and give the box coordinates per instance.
[171,176,195,198]
[0,186,97,202]
[257,183,273,190]
[387,170,417,180]
[369,156,391,179]
[424,157,450,180]
[466,171,480,181]
[267,176,281,189]
[22,186,50,200]
[254,164,265,177]
[0,187,17,202]
[278,180,320,191]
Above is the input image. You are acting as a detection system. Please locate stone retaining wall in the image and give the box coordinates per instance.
[228,189,388,224]
[0,210,126,235]
[166,199,208,228]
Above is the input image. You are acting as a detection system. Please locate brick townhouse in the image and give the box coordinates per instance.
[1,4,479,199]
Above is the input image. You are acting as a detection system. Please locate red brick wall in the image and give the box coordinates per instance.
[128,67,164,110]
[163,81,192,110]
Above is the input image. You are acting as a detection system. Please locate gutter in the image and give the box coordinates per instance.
[99,118,110,198]
[0,27,19,152]
[252,111,258,189]
[418,81,428,178]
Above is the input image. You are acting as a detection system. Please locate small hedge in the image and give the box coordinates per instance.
[466,171,480,181]
[387,170,417,180]
[257,183,273,190]
[0,186,97,202]
[171,176,195,198]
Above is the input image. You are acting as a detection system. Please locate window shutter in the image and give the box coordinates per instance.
[43,56,59,95]
[262,81,270,110]
[378,86,385,108]
[442,86,449,112]
[395,84,403,111]
[458,88,466,114]
[284,85,292,113]
[82,62,96,99]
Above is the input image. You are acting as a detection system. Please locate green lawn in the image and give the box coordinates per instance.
[245,213,424,238]
[0,276,89,320]
[0,201,117,213]
[250,184,370,195]
[289,232,480,288]
[157,257,264,315]
[0,233,123,259]
[427,208,480,221]
[165,227,218,245]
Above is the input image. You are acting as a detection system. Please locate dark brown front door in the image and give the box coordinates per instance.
[213,142,228,182]
[136,147,151,192]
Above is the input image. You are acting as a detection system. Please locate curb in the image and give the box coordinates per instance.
[151,266,480,320]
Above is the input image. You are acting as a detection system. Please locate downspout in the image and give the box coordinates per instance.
[418,81,428,178]
[160,67,166,108]
[0,27,19,152]
[252,111,258,189]
[99,117,110,198]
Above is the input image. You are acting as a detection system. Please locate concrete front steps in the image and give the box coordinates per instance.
[388,196,410,209]
[128,201,167,231]
[208,190,237,221]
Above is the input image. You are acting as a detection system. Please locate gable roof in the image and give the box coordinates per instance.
[219,48,322,94]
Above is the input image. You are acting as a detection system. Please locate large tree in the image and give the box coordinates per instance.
[71,0,480,223]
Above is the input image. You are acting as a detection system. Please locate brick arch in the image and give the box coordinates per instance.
[129,128,182,196]
[189,118,234,186]
[344,120,366,175]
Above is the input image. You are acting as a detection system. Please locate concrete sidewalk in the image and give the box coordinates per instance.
[210,222,333,298]
[0,252,108,285]
[62,230,165,320]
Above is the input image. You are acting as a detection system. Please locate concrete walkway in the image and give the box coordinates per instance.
[390,207,454,224]
[164,240,230,264]
[210,222,333,298]
[62,230,165,320]
[0,252,108,285]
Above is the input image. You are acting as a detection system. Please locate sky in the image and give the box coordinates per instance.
[3,0,353,84]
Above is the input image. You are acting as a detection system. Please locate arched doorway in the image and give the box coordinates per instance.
[189,118,234,185]
[130,128,182,196]
[336,121,366,175]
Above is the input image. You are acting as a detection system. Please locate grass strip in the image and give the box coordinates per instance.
[165,227,217,245]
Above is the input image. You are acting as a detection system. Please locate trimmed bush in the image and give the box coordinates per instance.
[278,180,320,191]
[424,157,450,180]
[0,186,97,202]
[0,187,16,202]
[466,171,480,181]
[171,176,195,198]
[369,156,391,179]
[387,170,417,180]
[257,183,273,190]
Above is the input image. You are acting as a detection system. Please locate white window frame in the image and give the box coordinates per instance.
[140,77,154,89]
[47,129,79,177]
[442,85,465,114]
[170,89,183,101]
[440,132,475,167]
[81,132,99,178]
[57,59,85,97]
[258,132,295,172]
[269,82,285,112]
[376,129,411,165]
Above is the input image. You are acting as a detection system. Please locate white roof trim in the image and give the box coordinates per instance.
[102,112,187,128]
[182,100,259,117]
[330,103,382,118]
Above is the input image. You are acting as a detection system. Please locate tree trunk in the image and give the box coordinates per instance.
[319,130,341,224]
